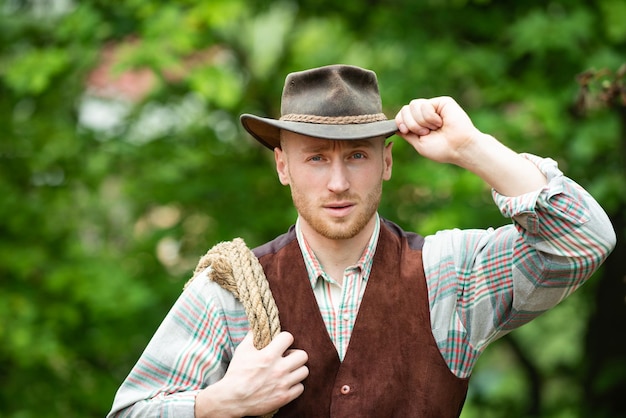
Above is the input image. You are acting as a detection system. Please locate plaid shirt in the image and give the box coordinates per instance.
[296,215,380,361]
[107,154,615,417]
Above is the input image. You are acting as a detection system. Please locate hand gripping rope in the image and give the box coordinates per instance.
[186,238,281,418]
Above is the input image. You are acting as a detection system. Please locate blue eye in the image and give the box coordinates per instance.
[352,152,365,159]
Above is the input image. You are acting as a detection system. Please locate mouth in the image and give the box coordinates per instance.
[323,201,355,217]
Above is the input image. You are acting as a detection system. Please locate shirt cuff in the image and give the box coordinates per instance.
[491,153,564,228]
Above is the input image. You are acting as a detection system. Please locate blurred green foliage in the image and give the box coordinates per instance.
[1,0,625,416]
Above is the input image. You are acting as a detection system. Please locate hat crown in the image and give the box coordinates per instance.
[280,65,383,118]
[239,64,397,150]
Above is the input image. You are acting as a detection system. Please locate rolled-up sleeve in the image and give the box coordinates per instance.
[493,153,615,296]
[424,153,616,378]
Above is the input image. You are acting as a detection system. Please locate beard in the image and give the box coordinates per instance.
[291,183,383,240]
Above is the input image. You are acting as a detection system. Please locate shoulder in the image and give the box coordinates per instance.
[380,217,425,251]
[252,225,298,258]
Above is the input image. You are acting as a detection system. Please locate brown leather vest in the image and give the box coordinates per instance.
[253,219,469,417]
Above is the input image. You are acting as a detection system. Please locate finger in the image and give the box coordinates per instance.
[263,331,295,356]
[230,332,257,362]
[238,331,255,348]
[393,124,421,144]
[282,348,309,371]
[284,382,305,403]
[399,102,431,137]
[284,365,309,391]
[410,99,443,131]
[292,364,309,382]
[394,108,409,134]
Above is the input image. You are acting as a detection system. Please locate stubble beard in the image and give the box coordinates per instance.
[291,184,383,240]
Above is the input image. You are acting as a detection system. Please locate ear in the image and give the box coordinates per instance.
[274,147,290,185]
[382,141,393,181]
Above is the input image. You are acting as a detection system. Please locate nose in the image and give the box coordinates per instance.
[327,160,350,193]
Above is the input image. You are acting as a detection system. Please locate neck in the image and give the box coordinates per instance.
[300,216,376,285]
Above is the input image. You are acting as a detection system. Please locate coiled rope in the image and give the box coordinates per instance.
[185,238,281,418]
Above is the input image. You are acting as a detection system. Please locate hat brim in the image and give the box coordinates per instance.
[240,114,398,150]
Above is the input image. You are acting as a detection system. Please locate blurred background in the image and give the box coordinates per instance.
[1,0,625,416]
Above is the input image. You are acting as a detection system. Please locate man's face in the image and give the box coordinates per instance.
[274,131,393,241]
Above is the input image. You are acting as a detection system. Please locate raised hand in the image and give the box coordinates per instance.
[395,96,547,196]
[394,96,481,165]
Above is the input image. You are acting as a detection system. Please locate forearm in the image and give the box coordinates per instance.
[454,132,547,197]
[108,392,198,418]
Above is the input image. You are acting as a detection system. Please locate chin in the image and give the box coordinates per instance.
[318,220,367,241]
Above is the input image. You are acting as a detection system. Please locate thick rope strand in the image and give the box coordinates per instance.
[186,238,281,417]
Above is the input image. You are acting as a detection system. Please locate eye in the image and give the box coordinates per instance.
[351,152,366,160]
[308,155,324,162]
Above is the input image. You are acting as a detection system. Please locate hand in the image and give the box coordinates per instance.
[395,96,482,165]
[396,96,547,196]
[195,331,309,418]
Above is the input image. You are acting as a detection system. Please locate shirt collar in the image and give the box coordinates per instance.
[295,214,380,288]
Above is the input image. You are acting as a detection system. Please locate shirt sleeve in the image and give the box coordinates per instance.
[106,268,249,418]
[423,153,616,379]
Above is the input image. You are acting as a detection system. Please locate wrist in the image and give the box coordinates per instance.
[449,130,492,169]
[455,133,547,196]
[195,382,242,418]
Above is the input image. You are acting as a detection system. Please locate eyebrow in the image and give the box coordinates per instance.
[300,139,378,153]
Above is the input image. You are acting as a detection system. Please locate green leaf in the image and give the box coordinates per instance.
[2,47,70,94]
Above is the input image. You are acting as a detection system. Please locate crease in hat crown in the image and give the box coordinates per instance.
[240,64,398,150]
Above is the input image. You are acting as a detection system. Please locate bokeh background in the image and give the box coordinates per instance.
[1,0,625,416]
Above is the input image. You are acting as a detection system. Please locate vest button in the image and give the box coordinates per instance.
[340,385,351,394]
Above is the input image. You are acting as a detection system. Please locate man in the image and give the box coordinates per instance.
[107,65,615,417]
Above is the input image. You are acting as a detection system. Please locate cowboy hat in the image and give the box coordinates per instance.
[240,64,398,150]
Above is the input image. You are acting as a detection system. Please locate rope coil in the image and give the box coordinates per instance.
[186,238,281,417]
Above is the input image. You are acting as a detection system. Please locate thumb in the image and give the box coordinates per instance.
[237,331,256,350]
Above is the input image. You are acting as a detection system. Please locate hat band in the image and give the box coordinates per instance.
[280,113,388,125]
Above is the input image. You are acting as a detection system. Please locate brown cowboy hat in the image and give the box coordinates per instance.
[240,64,398,150]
